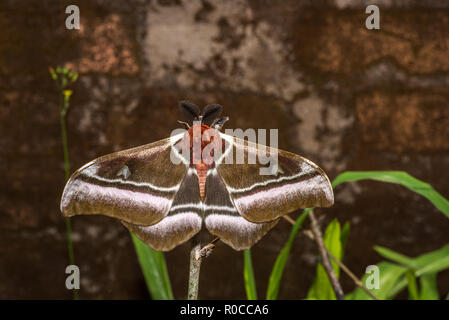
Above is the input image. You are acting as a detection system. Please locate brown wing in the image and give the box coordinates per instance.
[216,134,334,223]
[60,136,188,226]
[204,168,278,250]
[122,168,202,251]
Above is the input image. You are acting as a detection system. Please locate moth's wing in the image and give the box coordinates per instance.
[204,168,278,250]
[122,168,203,251]
[216,134,334,223]
[60,134,188,226]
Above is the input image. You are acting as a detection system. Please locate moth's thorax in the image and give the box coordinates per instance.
[187,122,215,152]
[187,122,217,201]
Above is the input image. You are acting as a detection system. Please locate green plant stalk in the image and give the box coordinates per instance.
[406,270,419,300]
[419,273,439,300]
[131,233,174,300]
[60,92,77,300]
[243,250,257,300]
[266,209,311,299]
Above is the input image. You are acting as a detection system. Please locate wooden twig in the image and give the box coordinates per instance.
[283,214,379,300]
[187,236,201,300]
[283,214,296,225]
[326,250,379,300]
[187,236,219,300]
[198,237,220,260]
[308,211,345,300]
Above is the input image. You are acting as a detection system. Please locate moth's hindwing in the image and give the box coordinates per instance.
[122,168,202,251]
[60,136,187,226]
[204,168,278,250]
[217,134,334,223]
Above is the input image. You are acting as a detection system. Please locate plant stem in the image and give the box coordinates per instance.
[187,236,219,300]
[326,250,379,300]
[60,97,70,181]
[283,214,379,300]
[309,211,345,300]
[188,236,202,300]
[60,93,77,300]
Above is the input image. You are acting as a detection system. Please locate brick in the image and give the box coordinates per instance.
[356,91,449,152]
[294,9,449,75]
[0,0,140,76]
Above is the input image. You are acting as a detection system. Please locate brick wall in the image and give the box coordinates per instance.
[1,0,448,299]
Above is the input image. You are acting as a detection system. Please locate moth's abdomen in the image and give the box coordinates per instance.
[195,163,208,201]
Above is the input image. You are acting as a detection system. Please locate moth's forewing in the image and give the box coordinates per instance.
[60,121,334,252]
[217,134,334,223]
[203,168,278,250]
[60,136,188,226]
[122,168,202,251]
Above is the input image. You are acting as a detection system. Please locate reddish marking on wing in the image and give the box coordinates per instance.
[187,123,219,201]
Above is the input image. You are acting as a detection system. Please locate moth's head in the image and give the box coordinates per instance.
[178,101,229,130]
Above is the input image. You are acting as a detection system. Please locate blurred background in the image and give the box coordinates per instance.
[1,0,449,299]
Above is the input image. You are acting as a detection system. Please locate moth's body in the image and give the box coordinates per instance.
[60,102,334,251]
[187,122,216,201]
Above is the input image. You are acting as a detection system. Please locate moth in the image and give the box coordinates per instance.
[60,102,334,251]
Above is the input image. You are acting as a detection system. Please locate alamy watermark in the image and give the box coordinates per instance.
[365,265,380,290]
[65,5,80,30]
[169,123,279,176]
[365,5,380,30]
[65,265,80,290]
[64,4,378,32]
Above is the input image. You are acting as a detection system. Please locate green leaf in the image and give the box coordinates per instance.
[413,244,449,276]
[375,244,449,277]
[243,250,257,300]
[266,209,311,300]
[340,221,350,252]
[306,219,342,300]
[405,270,419,300]
[131,233,173,300]
[264,170,449,301]
[419,273,439,300]
[365,244,449,299]
[332,171,449,218]
[325,219,343,269]
[374,246,417,269]
[387,276,408,298]
[349,261,408,300]
[333,171,449,299]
